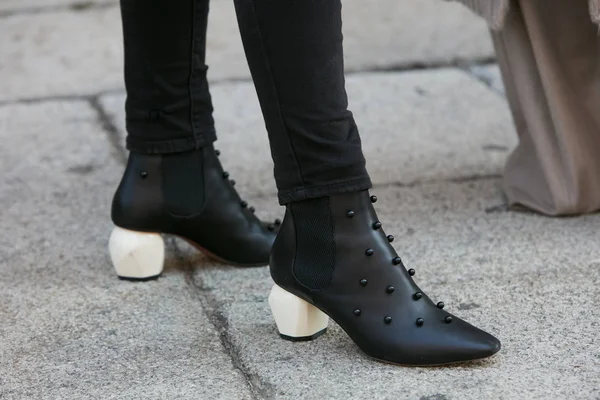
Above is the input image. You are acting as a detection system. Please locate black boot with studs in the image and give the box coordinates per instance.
[109,145,279,280]
[268,190,500,366]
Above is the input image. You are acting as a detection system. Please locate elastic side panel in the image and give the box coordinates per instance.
[162,150,205,216]
[291,197,336,290]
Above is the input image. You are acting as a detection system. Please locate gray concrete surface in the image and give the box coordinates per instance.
[0,101,253,399]
[1,1,599,399]
[0,0,492,101]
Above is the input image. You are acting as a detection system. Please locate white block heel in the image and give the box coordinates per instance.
[268,284,329,341]
[108,226,165,281]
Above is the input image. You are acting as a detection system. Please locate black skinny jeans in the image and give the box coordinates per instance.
[120,0,371,204]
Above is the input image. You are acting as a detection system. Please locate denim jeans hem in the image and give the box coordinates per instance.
[126,128,217,154]
[277,175,372,205]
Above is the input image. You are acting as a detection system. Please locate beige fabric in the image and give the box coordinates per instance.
[492,0,600,215]
[453,0,510,29]
[591,0,600,25]
[454,0,600,29]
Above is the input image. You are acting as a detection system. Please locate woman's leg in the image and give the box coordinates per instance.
[234,0,371,204]
[121,0,215,153]
[109,0,279,280]
[233,0,501,365]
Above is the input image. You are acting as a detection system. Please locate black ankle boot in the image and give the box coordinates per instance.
[108,146,280,280]
[268,191,500,366]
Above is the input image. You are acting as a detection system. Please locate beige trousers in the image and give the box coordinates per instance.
[492,0,600,215]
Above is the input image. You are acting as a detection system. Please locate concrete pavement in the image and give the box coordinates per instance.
[1,1,598,399]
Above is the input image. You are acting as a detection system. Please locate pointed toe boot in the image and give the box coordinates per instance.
[108,146,280,280]
[268,191,500,366]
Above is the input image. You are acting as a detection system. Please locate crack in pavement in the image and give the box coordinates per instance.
[0,1,116,19]
[88,96,127,165]
[171,240,277,400]
[0,90,124,107]
[347,55,496,75]
[0,62,498,106]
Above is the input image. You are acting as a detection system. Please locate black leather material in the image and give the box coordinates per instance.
[112,146,278,266]
[270,191,501,365]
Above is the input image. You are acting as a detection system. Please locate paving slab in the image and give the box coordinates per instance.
[0,101,253,399]
[0,7,124,102]
[100,68,517,198]
[1,0,492,101]
[342,0,493,71]
[191,181,600,400]
[205,0,494,79]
